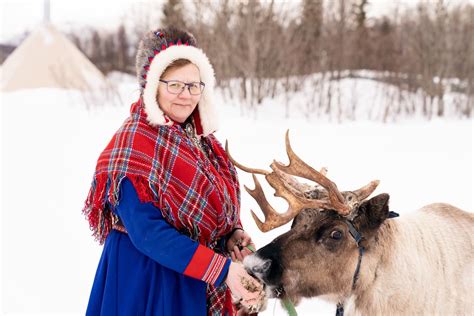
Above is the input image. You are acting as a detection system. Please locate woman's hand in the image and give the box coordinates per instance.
[225,262,266,313]
[227,229,256,262]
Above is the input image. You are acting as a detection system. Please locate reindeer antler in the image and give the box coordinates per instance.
[225,141,329,232]
[272,130,351,215]
[225,131,380,232]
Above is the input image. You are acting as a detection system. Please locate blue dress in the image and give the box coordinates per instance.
[86,178,231,315]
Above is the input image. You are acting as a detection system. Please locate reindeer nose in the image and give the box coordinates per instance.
[252,259,271,274]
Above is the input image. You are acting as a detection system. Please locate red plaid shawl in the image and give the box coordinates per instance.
[83,99,240,315]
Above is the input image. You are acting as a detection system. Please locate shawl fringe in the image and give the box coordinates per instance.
[83,173,160,244]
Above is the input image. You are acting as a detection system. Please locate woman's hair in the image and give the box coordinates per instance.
[161,59,193,79]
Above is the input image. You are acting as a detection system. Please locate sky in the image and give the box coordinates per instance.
[2,0,471,45]
[0,0,150,44]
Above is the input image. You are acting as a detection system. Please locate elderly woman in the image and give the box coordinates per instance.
[83,27,264,316]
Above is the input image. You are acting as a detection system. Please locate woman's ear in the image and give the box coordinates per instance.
[353,193,390,232]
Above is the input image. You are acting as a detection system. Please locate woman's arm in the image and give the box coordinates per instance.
[116,178,230,286]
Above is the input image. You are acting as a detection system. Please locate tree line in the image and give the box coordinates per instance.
[70,0,473,119]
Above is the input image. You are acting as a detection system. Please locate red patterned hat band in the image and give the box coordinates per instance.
[139,32,191,86]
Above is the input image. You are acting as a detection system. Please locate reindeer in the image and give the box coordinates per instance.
[226,131,473,316]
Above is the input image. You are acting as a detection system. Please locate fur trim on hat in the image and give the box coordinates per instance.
[136,29,218,136]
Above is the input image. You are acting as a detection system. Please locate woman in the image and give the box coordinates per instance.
[83,27,264,316]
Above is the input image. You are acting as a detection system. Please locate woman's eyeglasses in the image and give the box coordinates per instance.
[159,79,205,95]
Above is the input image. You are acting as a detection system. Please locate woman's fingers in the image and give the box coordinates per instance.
[233,245,245,262]
[230,251,236,262]
[240,287,266,312]
[241,234,252,247]
[225,262,266,313]
[231,242,256,262]
[230,248,242,262]
[240,247,253,257]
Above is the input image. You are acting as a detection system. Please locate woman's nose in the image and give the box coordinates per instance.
[178,87,192,98]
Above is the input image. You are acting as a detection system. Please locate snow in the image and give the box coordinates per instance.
[1,75,472,315]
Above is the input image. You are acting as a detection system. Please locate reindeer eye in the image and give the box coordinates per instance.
[330,230,343,240]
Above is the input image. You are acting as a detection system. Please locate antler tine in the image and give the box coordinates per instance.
[273,130,351,215]
[273,166,329,198]
[225,141,269,175]
[271,166,314,197]
[246,173,329,232]
[352,180,380,200]
[245,174,286,232]
[226,140,319,197]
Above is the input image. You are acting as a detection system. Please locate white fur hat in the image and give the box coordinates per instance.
[136,28,218,136]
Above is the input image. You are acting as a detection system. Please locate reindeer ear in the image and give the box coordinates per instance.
[354,193,390,231]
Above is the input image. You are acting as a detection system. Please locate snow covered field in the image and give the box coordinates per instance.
[1,76,472,315]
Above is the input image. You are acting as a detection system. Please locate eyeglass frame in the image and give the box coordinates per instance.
[159,79,205,95]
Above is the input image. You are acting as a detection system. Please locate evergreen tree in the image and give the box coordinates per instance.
[161,0,187,29]
[352,0,370,69]
[298,0,323,74]
[116,25,129,73]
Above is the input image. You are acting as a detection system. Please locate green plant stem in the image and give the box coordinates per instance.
[282,298,298,316]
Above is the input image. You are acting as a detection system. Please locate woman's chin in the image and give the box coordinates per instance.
[169,113,190,123]
[170,110,195,123]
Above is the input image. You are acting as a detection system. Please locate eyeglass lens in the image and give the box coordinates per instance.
[167,81,203,95]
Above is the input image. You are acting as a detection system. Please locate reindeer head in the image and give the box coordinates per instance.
[226,131,392,304]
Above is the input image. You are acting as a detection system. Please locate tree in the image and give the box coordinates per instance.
[352,0,370,69]
[297,0,324,74]
[116,25,129,73]
[161,0,187,29]
[89,30,103,70]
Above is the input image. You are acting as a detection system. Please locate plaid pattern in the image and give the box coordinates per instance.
[207,283,237,316]
[83,99,241,315]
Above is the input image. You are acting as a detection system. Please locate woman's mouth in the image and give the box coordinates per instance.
[174,103,192,107]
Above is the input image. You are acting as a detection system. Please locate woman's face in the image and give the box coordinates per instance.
[157,63,201,123]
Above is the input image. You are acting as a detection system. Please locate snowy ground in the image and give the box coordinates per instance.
[1,76,472,315]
